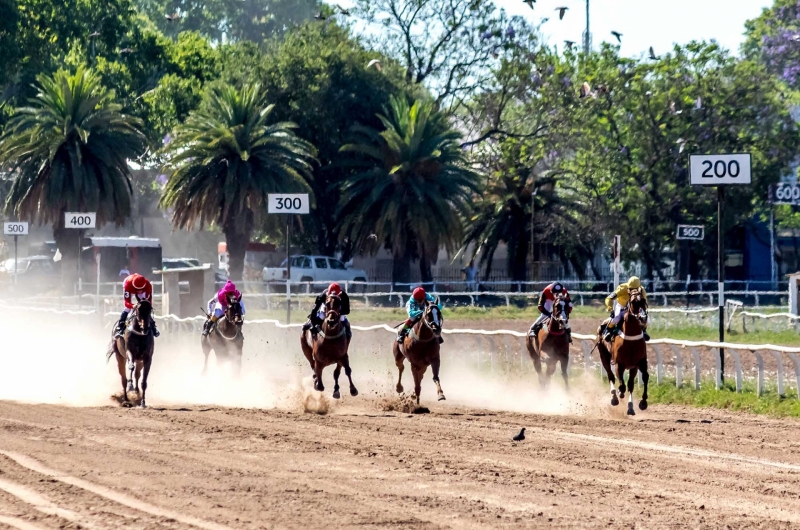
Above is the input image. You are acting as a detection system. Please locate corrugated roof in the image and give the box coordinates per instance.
[90,237,161,248]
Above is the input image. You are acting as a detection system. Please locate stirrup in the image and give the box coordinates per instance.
[643,331,651,342]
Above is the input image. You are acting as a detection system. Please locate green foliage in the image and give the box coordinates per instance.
[649,379,800,418]
[337,97,480,283]
[160,82,316,279]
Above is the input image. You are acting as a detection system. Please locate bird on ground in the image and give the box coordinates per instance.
[523,0,535,10]
[649,46,658,60]
[164,13,179,22]
[611,31,622,43]
[367,59,382,71]
[336,5,351,15]
[513,428,526,441]
[556,6,568,20]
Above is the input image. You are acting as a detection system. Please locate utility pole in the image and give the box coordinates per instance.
[582,0,592,54]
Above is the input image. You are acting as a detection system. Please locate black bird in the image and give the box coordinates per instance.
[611,31,622,43]
[649,46,658,60]
[555,6,568,20]
[336,4,351,15]
[314,12,327,21]
[523,0,535,10]
[513,428,526,441]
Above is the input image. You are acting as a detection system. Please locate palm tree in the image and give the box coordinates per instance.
[0,66,146,287]
[337,97,480,285]
[160,83,316,281]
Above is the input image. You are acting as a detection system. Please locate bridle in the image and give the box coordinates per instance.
[320,294,345,340]
[410,301,442,343]
[548,295,568,335]
[217,298,243,341]
[127,298,153,337]
[627,289,648,326]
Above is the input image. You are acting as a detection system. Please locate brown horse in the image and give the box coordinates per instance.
[201,298,244,376]
[526,295,570,390]
[393,300,445,404]
[300,294,358,399]
[107,298,155,408]
[597,289,649,415]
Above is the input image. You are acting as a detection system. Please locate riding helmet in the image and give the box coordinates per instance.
[412,287,426,301]
[552,282,563,292]
[131,274,148,290]
[328,282,342,296]
[627,276,641,289]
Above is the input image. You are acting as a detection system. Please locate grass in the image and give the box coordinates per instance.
[649,326,800,346]
[648,378,800,418]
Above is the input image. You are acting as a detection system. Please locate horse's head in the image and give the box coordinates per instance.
[225,296,244,327]
[424,298,443,337]
[325,294,342,328]
[133,296,153,333]
[628,289,648,325]
[551,294,569,329]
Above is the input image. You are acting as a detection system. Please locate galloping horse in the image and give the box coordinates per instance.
[201,298,244,376]
[300,293,358,399]
[526,294,570,389]
[108,298,155,407]
[393,300,445,404]
[597,289,649,415]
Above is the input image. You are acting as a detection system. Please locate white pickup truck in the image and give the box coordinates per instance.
[262,255,368,284]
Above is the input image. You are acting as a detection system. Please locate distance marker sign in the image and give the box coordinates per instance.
[268,194,309,214]
[64,212,96,229]
[690,154,751,185]
[676,225,704,240]
[3,222,28,236]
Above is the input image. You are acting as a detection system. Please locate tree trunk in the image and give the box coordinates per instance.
[419,245,433,290]
[509,239,528,293]
[392,247,412,288]
[53,226,80,292]
[223,211,254,282]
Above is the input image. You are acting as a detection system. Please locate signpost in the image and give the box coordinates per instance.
[3,222,29,286]
[613,235,621,288]
[690,153,752,382]
[64,212,96,296]
[268,194,310,324]
[768,183,800,287]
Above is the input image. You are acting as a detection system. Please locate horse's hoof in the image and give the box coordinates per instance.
[126,384,134,392]
[611,396,619,406]
[332,390,341,400]
[627,404,635,416]
[396,384,404,394]
[350,387,358,397]
[121,401,133,408]
[438,394,446,401]
[139,402,147,409]
[639,400,648,411]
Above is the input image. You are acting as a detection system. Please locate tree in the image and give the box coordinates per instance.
[0,66,146,286]
[218,22,412,256]
[337,97,480,285]
[743,0,800,88]
[160,83,317,281]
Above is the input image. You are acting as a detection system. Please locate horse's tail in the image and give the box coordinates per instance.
[106,340,116,363]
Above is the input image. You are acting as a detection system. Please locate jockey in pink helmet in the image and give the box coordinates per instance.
[202,280,246,336]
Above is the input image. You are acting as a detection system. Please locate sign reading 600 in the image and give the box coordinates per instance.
[772,183,800,205]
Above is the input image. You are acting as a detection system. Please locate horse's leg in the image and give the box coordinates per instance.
[599,341,618,406]
[626,366,638,416]
[545,357,557,389]
[529,338,544,387]
[201,337,211,376]
[332,363,342,399]
[115,348,129,404]
[234,337,244,379]
[126,351,135,393]
[393,343,405,394]
[313,356,325,392]
[638,358,649,411]
[411,364,426,405]
[343,355,358,397]
[431,354,445,401]
[560,354,570,392]
[134,361,143,394]
[616,361,626,399]
[300,334,315,377]
[140,356,152,409]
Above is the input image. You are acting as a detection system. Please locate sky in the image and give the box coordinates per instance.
[496,0,774,57]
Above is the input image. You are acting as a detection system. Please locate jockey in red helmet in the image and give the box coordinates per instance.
[529,281,573,343]
[396,286,443,344]
[302,282,351,340]
[115,273,160,338]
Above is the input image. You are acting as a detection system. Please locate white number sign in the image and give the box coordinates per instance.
[268,194,309,214]
[690,154,751,185]
[3,222,28,236]
[64,212,96,228]
[772,183,800,205]
[676,225,704,240]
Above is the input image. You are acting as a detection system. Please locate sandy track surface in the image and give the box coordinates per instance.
[0,400,797,529]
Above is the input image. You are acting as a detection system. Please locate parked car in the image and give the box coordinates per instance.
[263,255,368,284]
[0,255,59,290]
[158,258,201,270]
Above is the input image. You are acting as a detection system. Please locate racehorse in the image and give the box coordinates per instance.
[393,299,445,404]
[526,294,570,390]
[201,298,244,376]
[596,289,649,415]
[107,298,155,407]
[300,293,358,399]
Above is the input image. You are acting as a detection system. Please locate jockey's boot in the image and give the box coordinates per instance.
[530,322,542,336]
[438,336,444,345]
[152,321,160,338]
[566,328,573,344]
[643,329,650,342]
[396,326,409,343]
[301,319,313,332]
[202,316,217,337]
[344,319,352,341]
[114,312,127,338]
[603,325,616,343]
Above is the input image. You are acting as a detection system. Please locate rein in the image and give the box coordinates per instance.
[126,302,153,337]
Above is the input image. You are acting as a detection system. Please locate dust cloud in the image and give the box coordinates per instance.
[0,312,620,418]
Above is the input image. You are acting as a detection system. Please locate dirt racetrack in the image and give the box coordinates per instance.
[0,314,799,528]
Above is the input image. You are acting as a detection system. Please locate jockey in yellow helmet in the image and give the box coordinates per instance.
[603,276,650,342]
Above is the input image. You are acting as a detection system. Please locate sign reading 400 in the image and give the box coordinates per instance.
[268,194,309,214]
[64,212,96,229]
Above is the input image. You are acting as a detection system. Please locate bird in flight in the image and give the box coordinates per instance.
[523,0,535,10]
[367,59,382,71]
[564,40,576,50]
[314,12,327,21]
[164,13,179,22]
[336,4,351,15]
[555,6,568,20]
[611,31,622,43]
[513,428,526,441]
[649,46,658,60]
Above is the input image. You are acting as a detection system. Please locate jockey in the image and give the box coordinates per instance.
[202,280,246,336]
[603,276,650,342]
[396,287,444,344]
[529,281,573,343]
[115,273,160,338]
[302,282,351,340]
